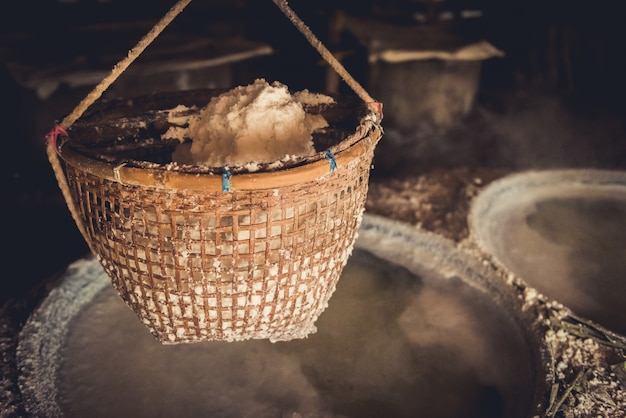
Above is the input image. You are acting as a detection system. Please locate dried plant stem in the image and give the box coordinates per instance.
[556,314,626,350]
[271,0,378,108]
[546,369,586,417]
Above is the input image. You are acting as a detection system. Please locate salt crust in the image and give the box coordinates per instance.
[168,79,334,167]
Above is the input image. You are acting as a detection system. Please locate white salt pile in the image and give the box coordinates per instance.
[169,79,334,168]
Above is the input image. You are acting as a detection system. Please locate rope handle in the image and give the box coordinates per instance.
[52,0,379,135]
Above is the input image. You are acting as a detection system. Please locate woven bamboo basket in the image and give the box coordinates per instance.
[56,89,382,343]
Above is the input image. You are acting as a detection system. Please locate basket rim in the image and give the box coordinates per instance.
[58,119,382,192]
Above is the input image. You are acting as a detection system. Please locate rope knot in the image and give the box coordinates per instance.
[325,150,337,172]
[45,124,68,151]
[367,102,383,121]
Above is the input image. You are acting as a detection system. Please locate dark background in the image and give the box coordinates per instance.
[1,0,625,303]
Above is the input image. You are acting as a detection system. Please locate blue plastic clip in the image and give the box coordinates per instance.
[325,150,337,172]
[222,168,232,192]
